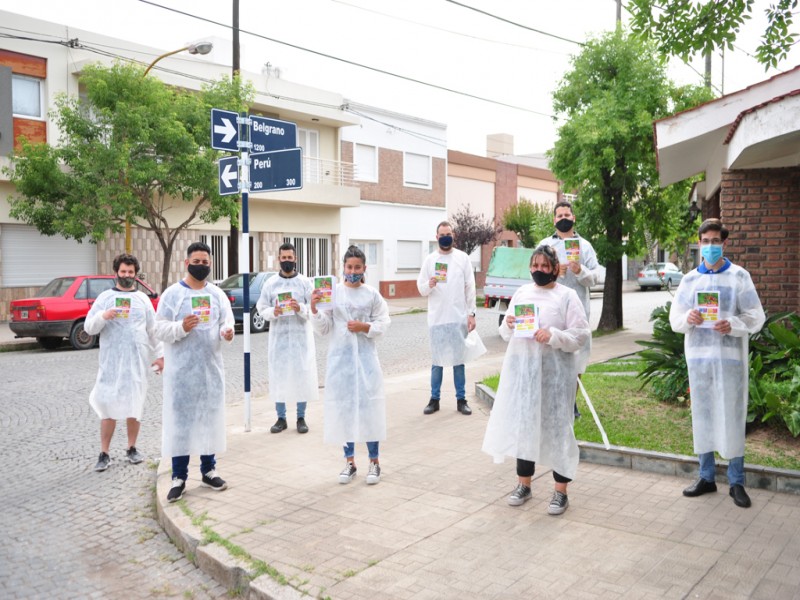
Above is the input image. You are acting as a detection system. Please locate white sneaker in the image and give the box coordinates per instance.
[366,462,381,485]
[339,461,357,484]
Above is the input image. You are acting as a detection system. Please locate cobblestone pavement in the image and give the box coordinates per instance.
[0,309,505,597]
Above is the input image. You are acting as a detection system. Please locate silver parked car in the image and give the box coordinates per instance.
[637,262,684,291]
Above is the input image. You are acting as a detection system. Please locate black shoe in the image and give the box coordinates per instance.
[167,478,185,503]
[729,484,751,508]
[270,418,288,433]
[296,418,309,434]
[423,399,440,415]
[574,402,581,419]
[126,446,144,464]
[201,469,227,491]
[683,478,717,497]
[94,452,110,472]
[457,400,472,415]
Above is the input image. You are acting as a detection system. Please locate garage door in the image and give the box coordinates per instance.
[1,224,97,287]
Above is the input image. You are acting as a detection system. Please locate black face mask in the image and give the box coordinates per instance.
[279,260,296,274]
[531,270,557,286]
[555,218,574,233]
[188,264,211,281]
[438,235,454,249]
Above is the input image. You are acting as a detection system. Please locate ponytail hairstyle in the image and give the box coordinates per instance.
[343,244,367,282]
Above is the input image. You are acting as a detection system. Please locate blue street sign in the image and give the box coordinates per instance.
[218,156,239,196]
[250,148,303,192]
[250,115,297,154]
[211,108,239,152]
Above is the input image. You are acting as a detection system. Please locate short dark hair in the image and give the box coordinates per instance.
[553,201,573,216]
[187,241,212,257]
[112,253,140,274]
[698,218,729,241]
[530,244,560,272]
[436,221,452,234]
[278,242,296,255]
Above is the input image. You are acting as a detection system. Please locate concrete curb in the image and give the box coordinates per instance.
[155,461,304,600]
[475,383,800,495]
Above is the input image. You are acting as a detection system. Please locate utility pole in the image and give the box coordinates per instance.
[228,0,241,276]
[704,52,712,89]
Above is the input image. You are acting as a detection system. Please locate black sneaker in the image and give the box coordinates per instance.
[167,478,185,503]
[339,461,357,484]
[94,452,110,472]
[423,399,440,415]
[507,483,532,506]
[296,418,309,434]
[270,418,288,433]
[201,469,228,491]
[126,446,144,464]
[548,490,569,515]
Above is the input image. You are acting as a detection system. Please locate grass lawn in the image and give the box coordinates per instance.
[481,371,800,471]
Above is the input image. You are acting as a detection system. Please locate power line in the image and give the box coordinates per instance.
[136,0,555,119]
[444,0,584,46]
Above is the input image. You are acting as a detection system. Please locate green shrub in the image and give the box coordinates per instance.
[636,302,689,403]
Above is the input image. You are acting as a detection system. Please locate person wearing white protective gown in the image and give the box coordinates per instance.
[155,242,235,503]
[311,245,390,486]
[256,242,317,435]
[482,245,589,516]
[670,219,765,509]
[538,200,601,418]
[85,253,164,473]
[416,221,477,417]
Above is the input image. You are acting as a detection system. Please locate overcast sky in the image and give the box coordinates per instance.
[5,0,799,156]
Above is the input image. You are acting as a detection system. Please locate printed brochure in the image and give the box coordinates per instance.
[564,238,581,263]
[314,276,335,311]
[191,295,212,323]
[277,291,294,316]
[696,291,720,328]
[114,296,131,319]
[513,303,539,338]
[435,262,448,282]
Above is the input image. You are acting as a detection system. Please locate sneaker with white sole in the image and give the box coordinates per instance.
[366,462,381,485]
[547,490,569,515]
[507,483,532,506]
[201,469,228,491]
[167,478,185,503]
[339,461,357,484]
[126,446,144,464]
[94,452,110,472]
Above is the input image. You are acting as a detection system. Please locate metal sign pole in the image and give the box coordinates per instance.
[239,113,252,432]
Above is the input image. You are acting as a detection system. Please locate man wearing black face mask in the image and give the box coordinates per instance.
[416,221,478,416]
[538,201,601,418]
[256,242,318,434]
[154,241,235,503]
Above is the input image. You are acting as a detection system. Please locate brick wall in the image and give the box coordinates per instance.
[720,167,800,315]
[0,49,48,149]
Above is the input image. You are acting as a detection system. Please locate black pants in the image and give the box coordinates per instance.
[516,458,572,484]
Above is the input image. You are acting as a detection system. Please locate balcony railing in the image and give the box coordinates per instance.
[303,157,356,187]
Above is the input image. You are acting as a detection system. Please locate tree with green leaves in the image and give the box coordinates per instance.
[501,199,553,248]
[628,0,798,69]
[451,204,502,257]
[548,30,713,330]
[5,62,253,292]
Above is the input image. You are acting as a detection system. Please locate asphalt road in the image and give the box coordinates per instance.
[0,288,664,597]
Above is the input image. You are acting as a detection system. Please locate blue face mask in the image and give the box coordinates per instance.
[438,235,453,249]
[701,244,723,265]
[343,273,363,284]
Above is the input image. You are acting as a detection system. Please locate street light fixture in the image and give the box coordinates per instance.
[688,199,701,222]
[124,42,214,253]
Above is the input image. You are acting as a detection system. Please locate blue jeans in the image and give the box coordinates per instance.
[699,452,744,486]
[172,454,215,481]
[343,442,379,460]
[276,402,306,419]
[431,364,466,401]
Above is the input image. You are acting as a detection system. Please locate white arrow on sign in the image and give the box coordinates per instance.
[214,118,237,144]
[220,163,237,189]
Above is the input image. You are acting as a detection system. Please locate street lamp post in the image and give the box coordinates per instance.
[124,42,214,253]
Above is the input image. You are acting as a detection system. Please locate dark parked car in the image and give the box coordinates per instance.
[9,275,159,350]
[637,262,684,291]
[219,272,278,333]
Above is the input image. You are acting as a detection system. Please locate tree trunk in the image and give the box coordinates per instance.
[598,257,624,331]
[156,233,173,293]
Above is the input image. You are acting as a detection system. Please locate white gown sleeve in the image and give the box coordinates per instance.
[548,290,590,352]
[365,289,390,339]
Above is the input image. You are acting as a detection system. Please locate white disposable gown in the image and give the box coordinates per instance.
[416,248,477,367]
[84,288,163,421]
[311,284,390,445]
[669,261,765,459]
[256,273,318,405]
[538,233,600,374]
[482,282,590,480]
[155,281,235,458]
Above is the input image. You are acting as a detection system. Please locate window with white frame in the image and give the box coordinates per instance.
[12,74,43,119]
[354,143,378,182]
[403,152,431,188]
[397,240,422,269]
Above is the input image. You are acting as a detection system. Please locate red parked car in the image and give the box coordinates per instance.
[9,275,160,350]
